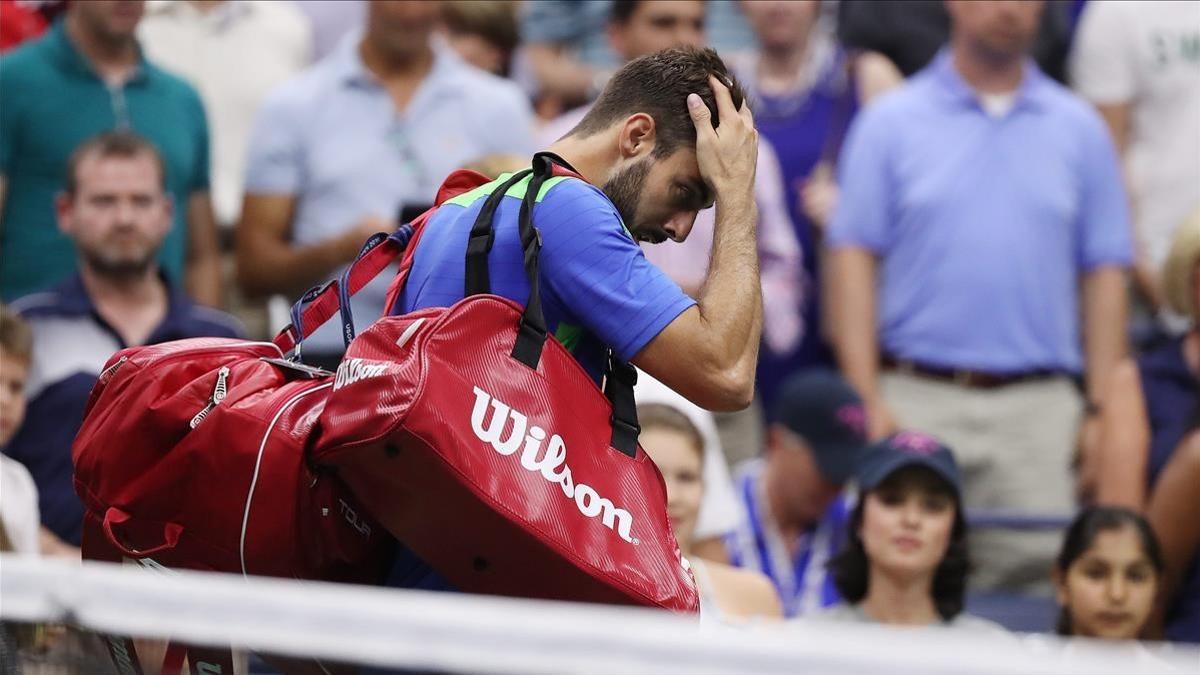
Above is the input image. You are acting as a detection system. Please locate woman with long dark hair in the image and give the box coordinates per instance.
[1054,506,1164,640]
[821,431,1001,630]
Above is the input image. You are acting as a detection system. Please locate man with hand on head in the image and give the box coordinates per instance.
[538,0,803,468]
[388,47,762,591]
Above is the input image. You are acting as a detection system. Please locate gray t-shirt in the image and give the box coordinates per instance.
[816,602,1009,633]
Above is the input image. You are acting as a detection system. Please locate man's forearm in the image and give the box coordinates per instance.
[237,233,357,299]
[1083,265,1129,403]
[696,195,762,377]
[828,247,881,399]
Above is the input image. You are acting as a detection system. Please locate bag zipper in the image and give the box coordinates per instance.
[98,355,128,382]
[189,366,231,429]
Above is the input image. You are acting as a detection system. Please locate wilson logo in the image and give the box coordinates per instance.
[470,386,637,544]
[334,358,388,390]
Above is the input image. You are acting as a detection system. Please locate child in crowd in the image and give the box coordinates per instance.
[0,303,40,556]
[1053,506,1163,640]
[637,402,782,622]
[819,432,1004,632]
[1089,213,1200,641]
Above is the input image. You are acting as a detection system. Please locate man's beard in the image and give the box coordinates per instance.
[601,157,651,238]
[83,242,157,281]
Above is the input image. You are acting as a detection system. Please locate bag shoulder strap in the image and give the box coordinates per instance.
[273,169,493,355]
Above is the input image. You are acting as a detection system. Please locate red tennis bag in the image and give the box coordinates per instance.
[309,153,699,611]
[69,170,496,590]
[73,338,391,674]
[72,339,391,583]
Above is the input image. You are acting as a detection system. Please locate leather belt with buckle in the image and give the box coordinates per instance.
[881,355,1061,389]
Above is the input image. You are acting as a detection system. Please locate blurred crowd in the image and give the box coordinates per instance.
[0,0,1198,658]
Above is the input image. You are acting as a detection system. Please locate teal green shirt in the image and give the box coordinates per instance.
[0,20,210,300]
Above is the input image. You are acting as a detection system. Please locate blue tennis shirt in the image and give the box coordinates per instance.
[398,170,696,381]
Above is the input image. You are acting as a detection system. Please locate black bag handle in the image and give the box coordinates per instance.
[465,168,533,296]
[462,153,640,457]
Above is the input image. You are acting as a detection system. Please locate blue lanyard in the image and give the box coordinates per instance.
[736,468,844,616]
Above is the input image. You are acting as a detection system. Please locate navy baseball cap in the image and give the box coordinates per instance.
[771,369,869,484]
[857,431,963,498]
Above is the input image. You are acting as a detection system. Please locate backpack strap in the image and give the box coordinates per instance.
[273,225,417,357]
[273,170,494,356]
[464,169,535,297]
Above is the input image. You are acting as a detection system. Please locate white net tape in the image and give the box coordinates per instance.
[2,555,1196,674]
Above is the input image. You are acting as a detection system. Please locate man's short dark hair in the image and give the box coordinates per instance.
[569,47,745,158]
[64,131,167,196]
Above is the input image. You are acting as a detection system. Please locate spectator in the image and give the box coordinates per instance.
[637,402,782,621]
[731,0,863,408]
[520,0,756,115]
[7,132,242,548]
[837,0,1075,83]
[536,0,709,145]
[440,0,520,77]
[635,372,745,566]
[0,0,222,307]
[537,0,803,468]
[1070,1,1200,330]
[827,0,1132,595]
[1054,506,1164,641]
[237,0,535,369]
[0,304,40,556]
[820,431,1003,632]
[726,370,869,617]
[1091,216,1200,643]
[138,0,313,230]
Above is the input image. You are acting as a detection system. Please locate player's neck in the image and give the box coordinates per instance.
[544,134,613,187]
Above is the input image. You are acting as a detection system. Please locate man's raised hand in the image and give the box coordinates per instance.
[687,75,758,211]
